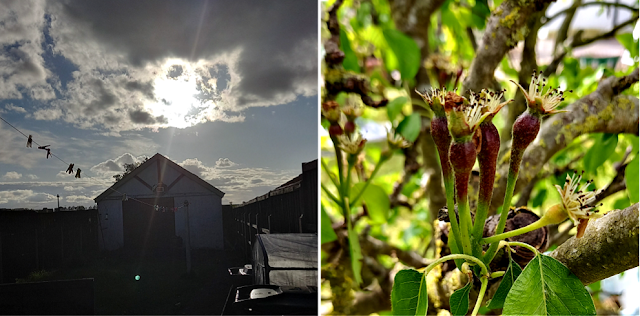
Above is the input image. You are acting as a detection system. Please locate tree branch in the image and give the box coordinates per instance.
[360,234,434,268]
[545,1,638,24]
[593,146,632,204]
[463,0,552,94]
[550,203,639,285]
[544,16,638,77]
[491,69,639,211]
[552,0,581,57]
[515,152,583,207]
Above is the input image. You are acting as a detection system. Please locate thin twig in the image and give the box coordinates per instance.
[545,1,638,24]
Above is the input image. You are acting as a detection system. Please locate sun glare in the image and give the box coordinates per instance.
[144,59,215,129]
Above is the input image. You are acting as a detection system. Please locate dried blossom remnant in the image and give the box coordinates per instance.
[337,133,366,155]
[416,87,447,116]
[322,100,342,123]
[446,92,486,140]
[386,130,412,149]
[472,89,512,121]
[555,172,604,238]
[511,71,570,116]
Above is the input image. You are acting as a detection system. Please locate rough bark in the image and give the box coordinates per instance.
[550,203,639,285]
[490,69,640,211]
[462,0,552,94]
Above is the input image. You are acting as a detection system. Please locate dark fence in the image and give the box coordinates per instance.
[222,160,317,256]
[0,278,94,314]
[0,210,98,283]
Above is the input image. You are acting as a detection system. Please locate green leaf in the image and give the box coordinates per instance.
[347,222,363,285]
[616,33,639,60]
[382,29,420,79]
[503,254,596,315]
[583,133,618,174]
[340,29,360,72]
[396,113,421,142]
[320,205,338,244]
[387,96,408,122]
[487,258,522,310]
[449,279,472,315]
[471,0,490,28]
[351,183,390,223]
[626,154,639,203]
[391,269,428,316]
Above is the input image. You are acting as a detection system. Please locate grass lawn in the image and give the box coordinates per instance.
[20,250,247,314]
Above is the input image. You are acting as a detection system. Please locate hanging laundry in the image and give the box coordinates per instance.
[26,135,33,148]
[154,205,159,211]
[75,168,81,178]
[66,163,74,174]
[37,145,51,159]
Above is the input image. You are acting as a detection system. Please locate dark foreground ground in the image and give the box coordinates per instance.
[10,249,250,315]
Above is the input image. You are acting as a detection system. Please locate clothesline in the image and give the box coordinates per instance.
[0,115,186,212]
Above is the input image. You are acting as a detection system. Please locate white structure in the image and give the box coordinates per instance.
[94,153,225,252]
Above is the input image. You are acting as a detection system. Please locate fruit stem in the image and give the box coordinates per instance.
[483,152,522,263]
[482,215,551,244]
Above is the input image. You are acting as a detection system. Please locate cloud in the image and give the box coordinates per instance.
[90,153,148,176]
[5,103,27,113]
[65,195,94,203]
[0,123,42,168]
[26,174,39,179]
[177,157,299,203]
[0,189,56,205]
[64,185,84,191]
[0,0,53,100]
[2,171,22,180]
[0,0,317,132]
[215,158,236,168]
[0,180,108,208]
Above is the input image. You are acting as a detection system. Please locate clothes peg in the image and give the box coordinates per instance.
[75,168,81,178]
[66,163,74,174]
[122,194,128,201]
[37,145,51,159]
[26,135,33,148]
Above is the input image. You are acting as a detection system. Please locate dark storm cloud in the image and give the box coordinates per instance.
[51,0,317,108]
[83,78,118,115]
[129,110,155,124]
[123,80,155,100]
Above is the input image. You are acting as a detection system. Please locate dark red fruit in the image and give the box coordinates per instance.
[329,124,343,136]
[431,117,452,175]
[512,112,540,151]
[449,141,476,176]
[344,121,356,134]
[478,122,500,203]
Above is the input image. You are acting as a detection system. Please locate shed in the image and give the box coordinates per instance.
[94,153,225,252]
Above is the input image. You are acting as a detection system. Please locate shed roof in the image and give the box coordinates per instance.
[94,153,224,202]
